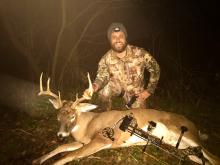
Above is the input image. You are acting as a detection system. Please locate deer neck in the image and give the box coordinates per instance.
[71,112,97,142]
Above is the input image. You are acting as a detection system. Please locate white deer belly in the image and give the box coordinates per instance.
[152,123,198,148]
[121,122,198,149]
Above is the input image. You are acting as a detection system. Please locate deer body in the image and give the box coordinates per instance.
[33,73,220,165]
[71,110,199,148]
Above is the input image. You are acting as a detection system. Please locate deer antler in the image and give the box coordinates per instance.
[38,73,63,109]
[71,73,94,109]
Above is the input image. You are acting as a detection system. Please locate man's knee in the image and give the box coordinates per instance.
[97,90,112,111]
[98,89,111,102]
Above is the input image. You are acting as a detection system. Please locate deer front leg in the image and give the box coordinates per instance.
[53,134,113,165]
[33,142,83,165]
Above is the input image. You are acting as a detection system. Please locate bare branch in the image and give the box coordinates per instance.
[58,4,110,84]
[52,0,67,80]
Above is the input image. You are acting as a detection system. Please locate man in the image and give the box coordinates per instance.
[92,22,160,110]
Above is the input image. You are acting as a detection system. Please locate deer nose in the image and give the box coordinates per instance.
[57,132,70,138]
[57,132,63,138]
[57,132,69,142]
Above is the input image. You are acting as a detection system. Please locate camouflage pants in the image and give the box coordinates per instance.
[98,81,146,111]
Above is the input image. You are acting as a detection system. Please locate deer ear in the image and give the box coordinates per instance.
[49,99,62,109]
[76,103,98,112]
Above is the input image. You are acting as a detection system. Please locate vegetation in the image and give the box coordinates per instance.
[0,82,219,165]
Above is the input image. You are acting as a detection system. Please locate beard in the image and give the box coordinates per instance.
[111,42,127,53]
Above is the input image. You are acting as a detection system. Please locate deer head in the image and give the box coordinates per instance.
[38,73,97,139]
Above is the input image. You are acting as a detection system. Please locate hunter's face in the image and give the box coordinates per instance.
[110,31,127,53]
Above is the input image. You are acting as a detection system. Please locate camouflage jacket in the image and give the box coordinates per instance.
[94,45,160,94]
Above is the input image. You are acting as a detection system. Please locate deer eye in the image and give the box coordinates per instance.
[70,115,76,123]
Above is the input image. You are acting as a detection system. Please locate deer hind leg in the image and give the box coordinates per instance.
[187,146,217,165]
[32,142,83,165]
[52,135,113,165]
[201,148,220,165]
[188,154,209,165]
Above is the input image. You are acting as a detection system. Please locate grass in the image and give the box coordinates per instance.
[0,84,219,165]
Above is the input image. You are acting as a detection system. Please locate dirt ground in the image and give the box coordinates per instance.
[0,105,219,165]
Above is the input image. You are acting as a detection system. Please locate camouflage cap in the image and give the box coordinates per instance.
[107,22,127,40]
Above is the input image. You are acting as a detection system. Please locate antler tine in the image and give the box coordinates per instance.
[88,72,93,95]
[82,72,94,99]
[47,77,51,91]
[38,73,63,109]
[40,72,43,93]
[87,72,92,89]
[71,93,80,109]
[58,91,61,100]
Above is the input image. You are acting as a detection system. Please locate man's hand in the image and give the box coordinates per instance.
[135,90,151,101]
[92,83,99,92]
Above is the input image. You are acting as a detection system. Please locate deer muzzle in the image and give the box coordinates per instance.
[57,124,70,141]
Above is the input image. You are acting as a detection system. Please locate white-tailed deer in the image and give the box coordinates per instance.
[33,73,220,165]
